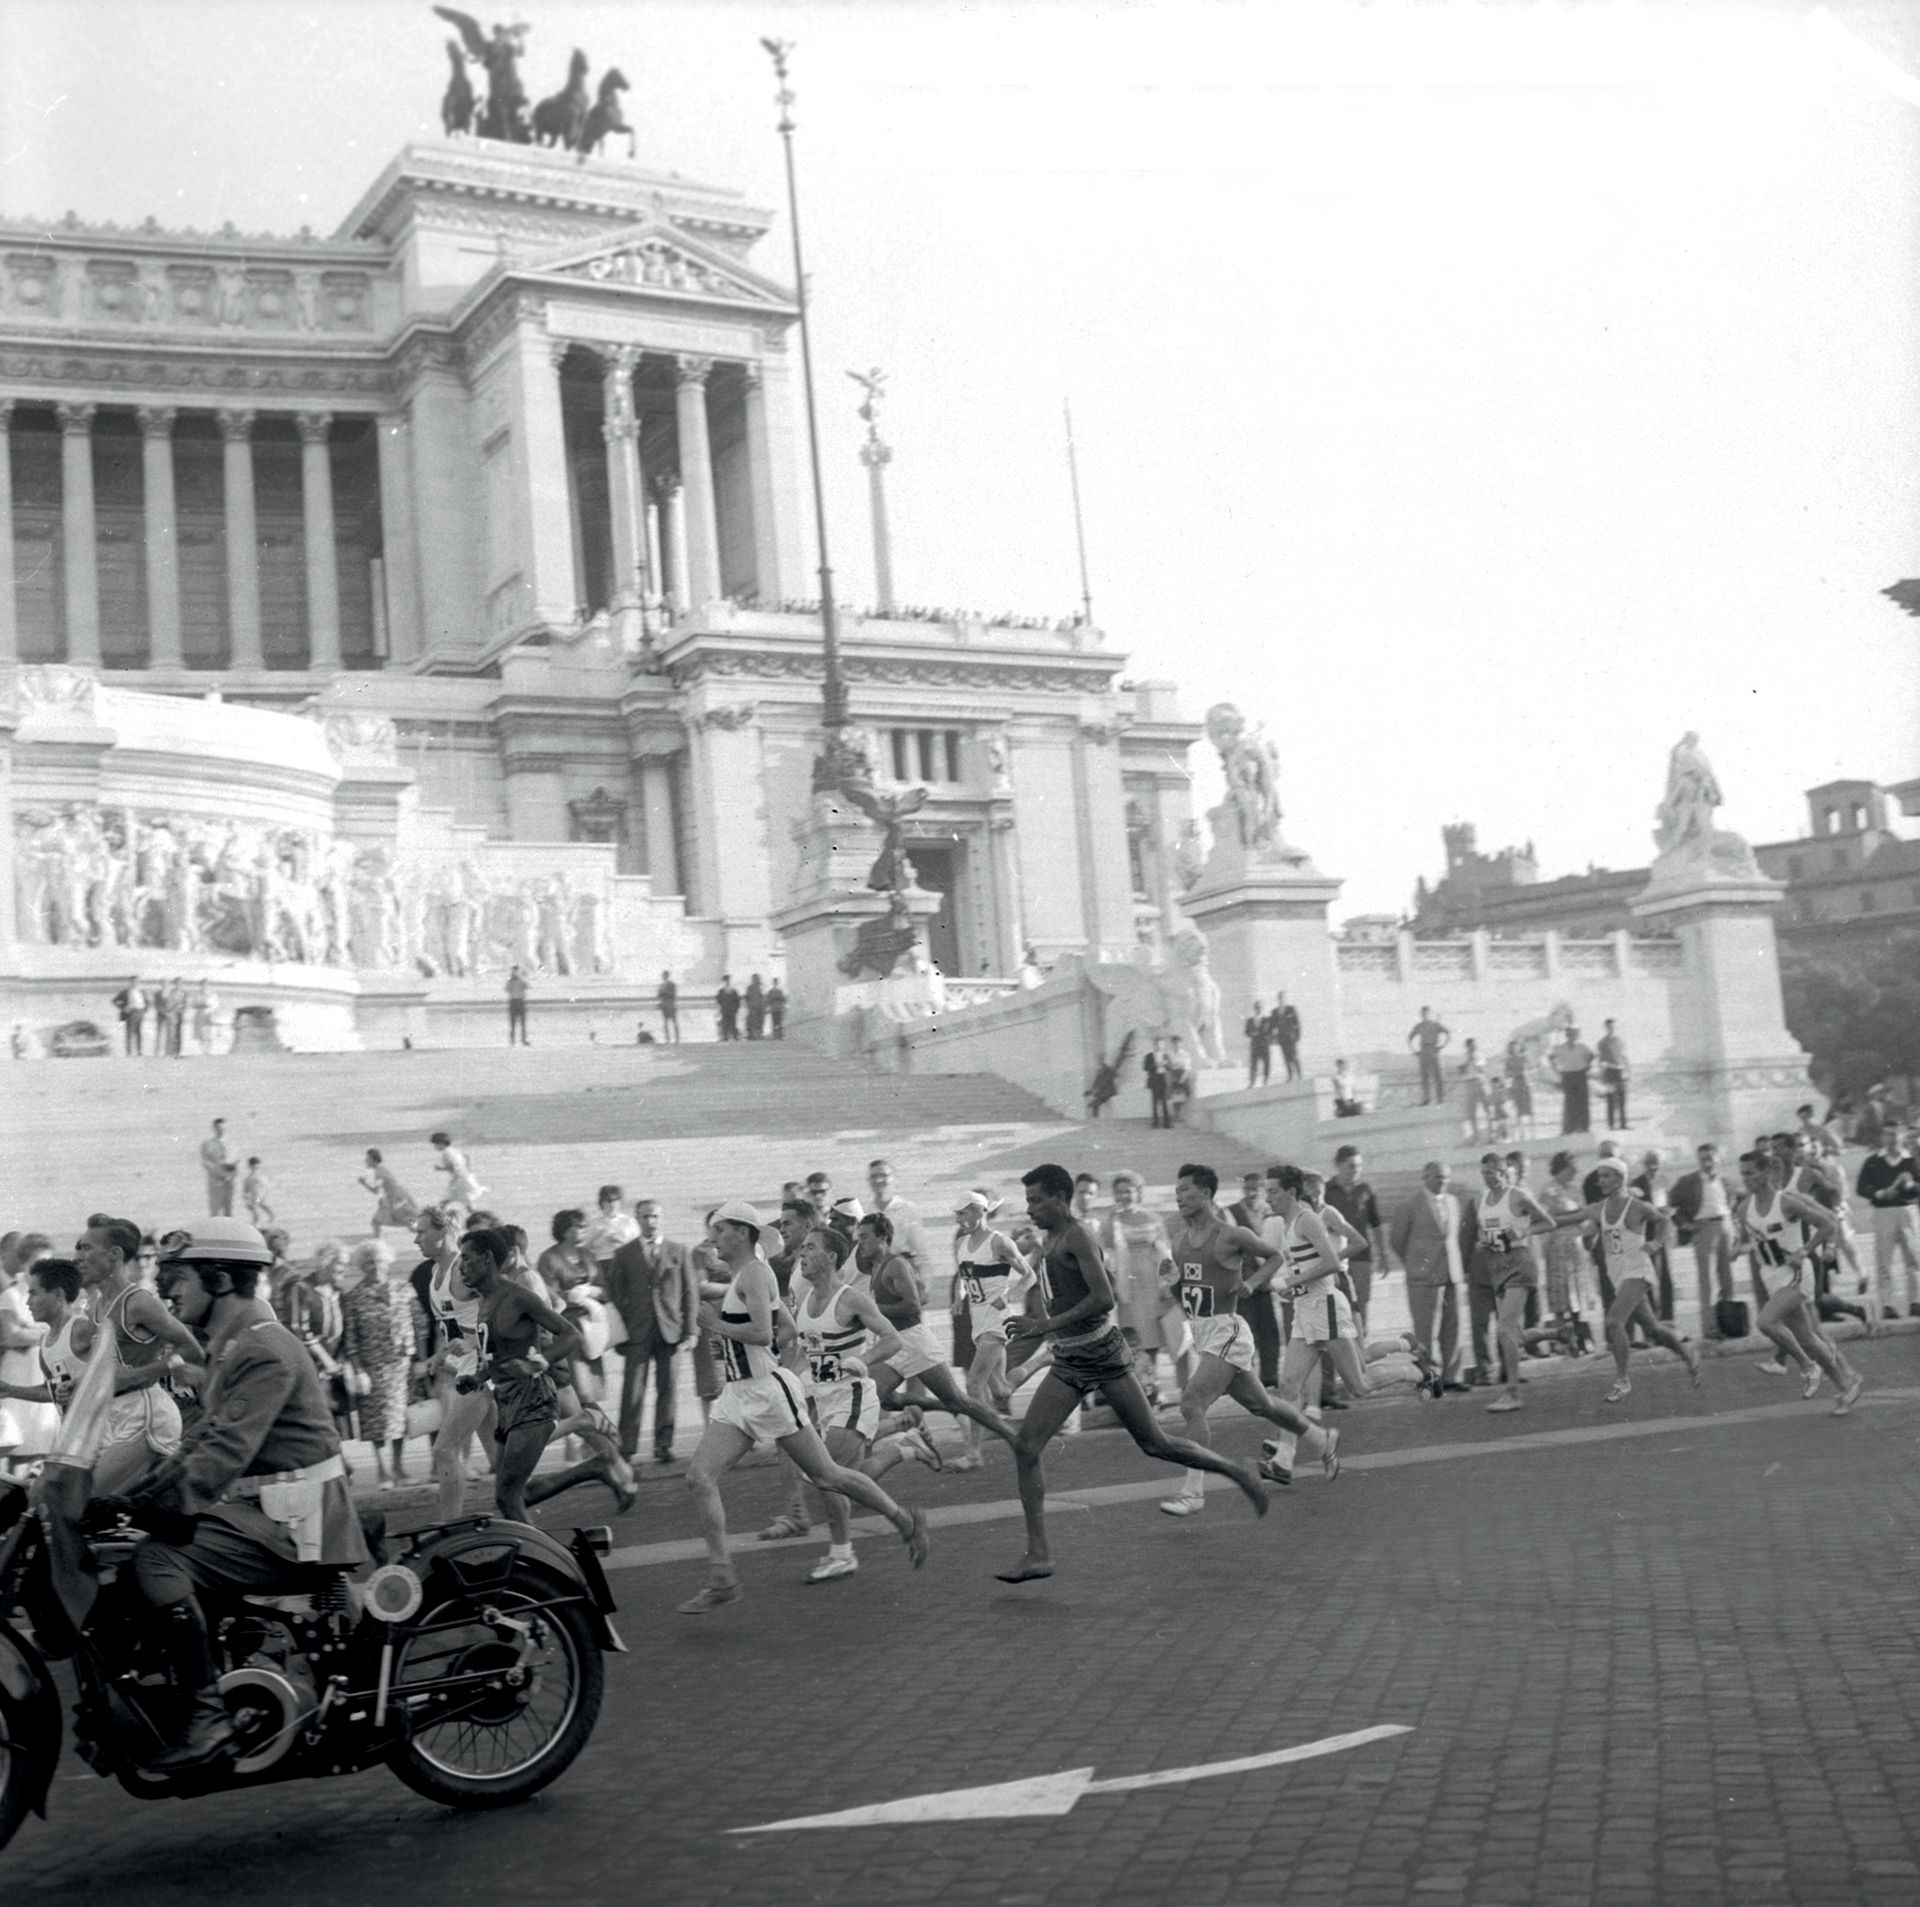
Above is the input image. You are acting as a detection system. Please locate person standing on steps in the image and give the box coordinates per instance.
[1408,1007,1451,1105]
[1597,1019,1631,1130]
[766,978,788,1038]
[113,977,148,1057]
[715,973,741,1041]
[200,1118,238,1217]
[744,975,767,1040]
[1145,1039,1174,1129]
[657,970,680,1042]
[1275,993,1303,1082]
[1245,1000,1272,1088]
[1552,1024,1596,1135]
[505,963,530,1045]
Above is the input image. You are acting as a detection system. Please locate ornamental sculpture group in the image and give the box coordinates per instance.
[434,9,635,157]
[12,806,613,980]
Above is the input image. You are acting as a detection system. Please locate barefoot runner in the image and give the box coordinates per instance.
[998,1163,1268,1584]
[680,1201,929,1613]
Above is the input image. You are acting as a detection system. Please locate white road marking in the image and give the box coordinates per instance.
[731,1725,1414,1832]
[599,1387,1919,1575]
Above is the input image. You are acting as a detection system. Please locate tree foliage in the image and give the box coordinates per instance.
[1781,933,1920,1096]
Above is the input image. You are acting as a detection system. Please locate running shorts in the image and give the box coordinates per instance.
[966,1294,1015,1343]
[1476,1246,1536,1294]
[1290,1289,1358,1344]
[1190,1313,1256,1372]
[809,1377,879,1447]
[102,1385,182,1456]
[491,1370,558,1443]
[1048,1324,1134,1395]
[881,1320,943,1380]
[711,1368,809,1447]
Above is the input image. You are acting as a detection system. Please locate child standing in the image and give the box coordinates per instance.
[241,1156,275,1228]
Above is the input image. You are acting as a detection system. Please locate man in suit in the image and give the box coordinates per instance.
[608,1198,699,1464]
[1275,995,1303,1082]
[1144,1039,1173,1129]
[1388,1161,1467,1391]
[1244,1001,1272,1088]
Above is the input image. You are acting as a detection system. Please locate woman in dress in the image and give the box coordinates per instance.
[1504,1040,1535,1140]
[358,1147,420,1238]
[428,1129,489,1212]
[1100,1170,1187,1405]
[1539,1151,1594,1353]
[341,1238,420,1489]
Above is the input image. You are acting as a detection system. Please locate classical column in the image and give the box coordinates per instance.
[136,407,182,670]
[740,364,782,606]
[600,346,646,645]
[638,752,682,895]
[644,497,664,609]
[0,401,15,664]
[297,411,341,673]
[218,408,262,670]
[653,473,687,613]
[861,433,896,614]
[56,402,100,667]
[375,410,422,663]
[673,356,722,608]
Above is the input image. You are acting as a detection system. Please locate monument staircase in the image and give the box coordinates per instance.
[3,1038,1274,1248]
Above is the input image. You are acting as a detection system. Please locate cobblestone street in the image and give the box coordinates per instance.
[9,1336,1920,1905]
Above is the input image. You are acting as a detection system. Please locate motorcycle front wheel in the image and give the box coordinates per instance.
[386,1573,604,1810]
[0,1687,36,1852]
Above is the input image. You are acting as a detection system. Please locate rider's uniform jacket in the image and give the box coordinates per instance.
[135,1300,369,1569]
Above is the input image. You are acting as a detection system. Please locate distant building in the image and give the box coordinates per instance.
[1754,779,1920,953]
[1409,778,1920,956]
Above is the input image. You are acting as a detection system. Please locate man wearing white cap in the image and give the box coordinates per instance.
[680,1199,929,1614]
[952,1190,1035,1426]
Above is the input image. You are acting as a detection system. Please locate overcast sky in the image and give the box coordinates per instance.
[4,0,1919,914]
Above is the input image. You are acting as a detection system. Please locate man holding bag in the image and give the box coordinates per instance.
[608,1198,699,1465]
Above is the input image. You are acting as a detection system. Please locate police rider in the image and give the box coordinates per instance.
[102,1220,370,1772]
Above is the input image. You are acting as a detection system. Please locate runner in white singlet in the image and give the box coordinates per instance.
[421,1205,497,1520]
[1468,1153,1559,1415]
[1736,1151,1861,1412]
[1154,1162,1331,1517]
[680,1201,929,1615]
[952,1191,1035,1417]
[1585,1157,1700,1404]
[787,1225,939,1584]
[77,1217,199,1494]
[0,1257,81,1461]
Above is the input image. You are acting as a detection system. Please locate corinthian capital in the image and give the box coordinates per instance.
[295,411,333,445]
[216,407,256,442]
[55,401,97,435]
[674,354,714,388]
[135,405,177,438]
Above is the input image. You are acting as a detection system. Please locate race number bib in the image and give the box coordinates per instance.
[1177,1265,1215,1319]
[809,1351,844,1385]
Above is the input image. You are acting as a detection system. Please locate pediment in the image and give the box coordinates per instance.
[526,221,791,309]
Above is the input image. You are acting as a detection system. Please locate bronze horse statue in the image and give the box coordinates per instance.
[440,38,476,136]
[532,48,591,148]
[434,7,530,142]
[580,68,635,159]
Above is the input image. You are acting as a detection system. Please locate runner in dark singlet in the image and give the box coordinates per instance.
[460,1228,635,1524]
[997,1163,1268,1584]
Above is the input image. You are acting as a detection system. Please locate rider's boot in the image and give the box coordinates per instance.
[147,1599,236,1773]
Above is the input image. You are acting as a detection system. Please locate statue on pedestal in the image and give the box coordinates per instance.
[1647,731,1762,886]
[1205,702,1284,855]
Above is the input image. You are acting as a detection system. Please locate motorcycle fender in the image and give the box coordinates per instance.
[411,1519,622,1653]
[0,1629,64,1818]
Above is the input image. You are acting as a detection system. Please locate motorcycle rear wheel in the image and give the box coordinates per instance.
[386,1576,603,1810]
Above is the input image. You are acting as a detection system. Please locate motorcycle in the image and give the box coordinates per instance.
[0,1463,625,1853]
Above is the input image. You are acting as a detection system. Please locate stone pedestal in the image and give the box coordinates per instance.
[1181,816,1344,1066]
[1632,861,1812,1144]
[773,787,942,1054]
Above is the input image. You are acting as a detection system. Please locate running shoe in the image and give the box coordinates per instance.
[756,1512,812,1541]
[1159,1492,1205,1517]
[1832,1375,1865,1416]
[1320,1426,1341,1481]
[1604,1379,1632,1404]
[903,1505,930,1570]
[1487,1395,1523,1414]
[1802,1366,1824,1401]
[946,1449,982,1472]
[1757,1358,1789,1376]
[678,1578,742,1615]
[806,1553,860,1584]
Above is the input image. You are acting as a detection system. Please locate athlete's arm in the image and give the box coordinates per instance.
[1276,1209,1341,1293]
[842,1283,904,1368]
[701,1260,775,1347]
[502,1286,584,1373]
[111,1287,205,1392]
[1626,1196,1669,1244]
[1778,1191,1837,1243]
[1320,1205,1367,1259]
[1513,1189,1558,1238]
